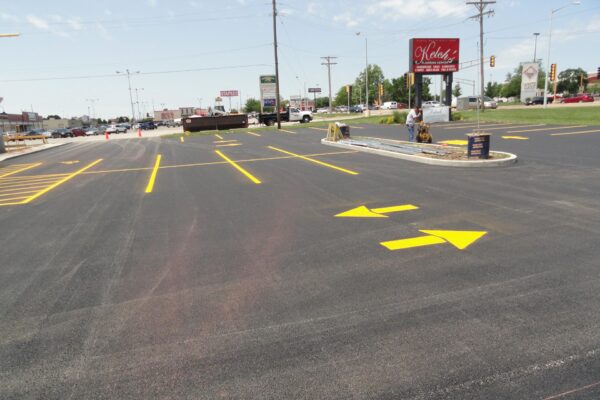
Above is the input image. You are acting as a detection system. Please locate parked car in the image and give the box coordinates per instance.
[335,106,349,113]
[85,127,99,136]
[456,96,497,110]
[139,122,157,130]
[560,93,594,103]
[423,101,443,108]
[106,124,127,134]
[349,105,363,113]
[525,96,545,105]
[25,128,45,136]
[69,128,86,137]
[52,128,72,138]
[315,108,329,114]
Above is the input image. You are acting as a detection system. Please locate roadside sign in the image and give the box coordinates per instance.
[308,88,321,93]
[260,75,277,109]
[520,62,539,103]
[220,90,239,97]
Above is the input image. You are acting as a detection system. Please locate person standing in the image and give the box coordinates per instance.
[406,106,419,142]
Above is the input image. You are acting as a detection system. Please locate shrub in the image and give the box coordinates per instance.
[392,111,407,124]
[451,111,465,121]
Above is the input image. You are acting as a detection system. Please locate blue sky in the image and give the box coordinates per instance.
[0,0,598,118]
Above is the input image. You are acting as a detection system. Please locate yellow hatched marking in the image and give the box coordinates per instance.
[144,154,162,193]
[0,163,41,178]
[215,150,262,184]
[0,178,64,189]
[246,131,261,137]
[21,159,103,204]
[268,146,359,175]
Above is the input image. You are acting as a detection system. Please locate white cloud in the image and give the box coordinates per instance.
[148,0,158,7]
[367,0,469,20]
[237,0,246,4]
[307,2,319,15]
[95,22,112,40]
[0,13,20,23]
[26,15,49,30]
[189,1,199,8]
[333,12,360,28]
[67,17,83,31]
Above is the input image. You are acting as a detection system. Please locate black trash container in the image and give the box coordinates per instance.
[338,124,350,138]
[467,133,490,159]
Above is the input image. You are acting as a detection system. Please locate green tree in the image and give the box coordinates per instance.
[315,97,329,108]
[453,83,462,98]
[243,98,261,113]
[353,64,386,106]
[557,68,588,94]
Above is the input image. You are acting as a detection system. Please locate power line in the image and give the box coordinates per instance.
[0,64,272,83]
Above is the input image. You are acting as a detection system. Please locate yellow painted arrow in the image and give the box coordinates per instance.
[502,136,529,140]
[335,204,419,218]
[60,160,80,165]
[381,230,487,251]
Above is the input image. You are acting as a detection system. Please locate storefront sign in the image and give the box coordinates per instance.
[410,38,460,73]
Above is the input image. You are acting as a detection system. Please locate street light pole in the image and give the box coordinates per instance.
[533,32,540,63]
[135,88,144,120]
[543,1,580,108]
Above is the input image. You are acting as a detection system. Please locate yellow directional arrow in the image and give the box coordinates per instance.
[381,230,487,251]
[502,136,529,140]
[335,204,419,218]
[60,160,80,165]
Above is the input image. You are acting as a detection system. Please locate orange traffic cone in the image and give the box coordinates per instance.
[138,127,142,137]
[105,130,109,140]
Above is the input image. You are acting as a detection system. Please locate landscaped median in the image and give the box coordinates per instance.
[321,136,517,167]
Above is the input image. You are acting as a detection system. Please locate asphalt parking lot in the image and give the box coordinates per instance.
[1,122,600,399]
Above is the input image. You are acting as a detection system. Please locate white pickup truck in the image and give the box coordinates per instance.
[259,107,313,126]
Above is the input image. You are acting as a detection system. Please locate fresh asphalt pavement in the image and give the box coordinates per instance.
[1,122,600,399]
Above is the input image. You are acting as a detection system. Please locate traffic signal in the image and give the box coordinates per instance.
[345,85,351,94]
[410,73,415,86]
[378,83,384,97]
[405,73,414,88]
[490,55,495,67]
[550,63,557,81]
[597,66,600,78]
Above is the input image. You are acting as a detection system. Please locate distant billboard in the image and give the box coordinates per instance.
[220,90,239,97]
[410,38,460,73]
[308,88,321,93]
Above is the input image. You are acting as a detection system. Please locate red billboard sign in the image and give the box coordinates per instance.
[220,90,239,97]
[409,38,460,73]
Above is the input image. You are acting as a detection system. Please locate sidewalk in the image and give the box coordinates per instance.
[0,142,68,163]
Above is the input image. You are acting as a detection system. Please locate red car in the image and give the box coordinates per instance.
[560,93,594,103]
[69,128,86,137]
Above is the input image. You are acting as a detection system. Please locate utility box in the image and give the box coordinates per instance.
[467,133,490,159]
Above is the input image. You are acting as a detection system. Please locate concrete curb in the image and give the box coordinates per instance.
[0,142,69,163]
[321,139,518,168]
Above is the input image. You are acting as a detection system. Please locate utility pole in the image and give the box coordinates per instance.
[467,0,495,113]
[321,56,337,113]
[272,0,282,129]
[116,69,139,123]
[135,88,144,120]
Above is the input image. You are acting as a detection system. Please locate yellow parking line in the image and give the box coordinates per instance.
[180,136,184,143]
[551,129,600,137]
[246,131,261,137]
[0,196,31,204]
[349,126,365,129]
[144,154,162,193]
[309,127,328,132]
[20,159,103,205]
[214,140,238,143]
[507,125,584,133]
[278,129,296,134]
[268,146,359,175]
[442,123,516,130]
[215,134,224,140]
[0,163,42,178]
[216,143,242,147]
[474,124,545,131]
[215,150,262,184]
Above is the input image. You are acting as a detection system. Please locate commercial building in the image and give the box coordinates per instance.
[0,111,42,133]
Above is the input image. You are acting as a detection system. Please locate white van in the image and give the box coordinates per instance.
[381,101,398,110]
